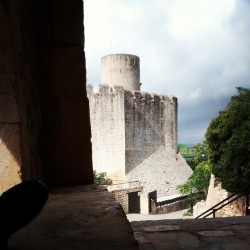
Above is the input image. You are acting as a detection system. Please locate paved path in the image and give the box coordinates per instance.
[127,210,189,222]
[130,215,250,250]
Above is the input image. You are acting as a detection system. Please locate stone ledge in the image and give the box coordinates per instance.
[9,184,139,250]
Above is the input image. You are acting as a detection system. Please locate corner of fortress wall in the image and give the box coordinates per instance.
[86,84,126,182]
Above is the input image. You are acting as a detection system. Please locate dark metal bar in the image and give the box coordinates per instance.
[195,190,245,219]
[246,191,249,216]
[213,209,216,218]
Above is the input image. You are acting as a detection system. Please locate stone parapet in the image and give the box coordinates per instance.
[9,185,139,250]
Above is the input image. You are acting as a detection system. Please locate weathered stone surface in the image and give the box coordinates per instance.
[0,96,19,122]
[0,0,94,189]
[134,232,150,244]
[9,185,139,250]
[194,174,246,218]
[111,186,143,213]
[88,85,126,183]
[101,54,141,91]
[0,124,22,193]
[131,216,250,250]
[197,230,236,237]
[143,225,180,232]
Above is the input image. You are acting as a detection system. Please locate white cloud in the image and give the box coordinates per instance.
[189,88,201,101]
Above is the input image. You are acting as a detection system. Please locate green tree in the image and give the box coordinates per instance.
[178,142,211,201]
[178,161,211,199]
[178,144,196,169]
[93,170,112,185]
[205,87,250,192]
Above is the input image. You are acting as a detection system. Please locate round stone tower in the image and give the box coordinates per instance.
[101,54,140,91]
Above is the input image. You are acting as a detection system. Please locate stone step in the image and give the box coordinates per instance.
[9,185,139,250]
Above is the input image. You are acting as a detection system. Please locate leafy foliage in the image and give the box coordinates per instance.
[178,144,196,169]
[205,87,250,192]
[178,142,211,202]
[93,170,112,185]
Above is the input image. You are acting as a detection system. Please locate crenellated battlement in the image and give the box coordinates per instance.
[87,84,124,99]
[87,83,177,107]
[126,90,177,106]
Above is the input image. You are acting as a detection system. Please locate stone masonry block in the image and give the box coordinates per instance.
[42,46,85,97]
[0,124,22,193]
[0,95,19,122]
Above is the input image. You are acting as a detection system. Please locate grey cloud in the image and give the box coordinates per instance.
[84,0,250,144]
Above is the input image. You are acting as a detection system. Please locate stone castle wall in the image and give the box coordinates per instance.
[87,84,181,184]
[87,84,126,183]
[88,84,192,213]
[125,90,177,176]
[124,90,192,205]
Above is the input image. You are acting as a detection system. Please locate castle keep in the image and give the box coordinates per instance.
[87,54,192,213]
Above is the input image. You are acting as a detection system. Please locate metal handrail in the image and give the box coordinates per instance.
[195,189,249,219]
[157,195,188,207]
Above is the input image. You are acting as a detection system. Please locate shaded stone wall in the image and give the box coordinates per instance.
[36,0,93,186]
[125,91,177,175]
[0,0,93,191]
[0,0,43,192]
[111,186,143,213]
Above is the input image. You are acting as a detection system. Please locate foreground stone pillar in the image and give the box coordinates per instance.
[0,0,93,189]
[35,0,93,186]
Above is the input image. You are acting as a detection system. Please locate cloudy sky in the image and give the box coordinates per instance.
[84,0,250,144]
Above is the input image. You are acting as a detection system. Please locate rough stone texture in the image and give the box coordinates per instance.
[9,185,139,250]
[36,0,93,186]
[131,216,250,250]
[194,174,246,218]
[111,186,143,213]
[101,54,141,91]
[0,125,22,192]
[87,84,126,183]
[0,0,93,191]
[0,0,42,192]
[126,151,192,214]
